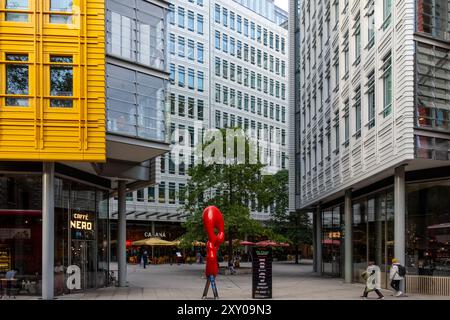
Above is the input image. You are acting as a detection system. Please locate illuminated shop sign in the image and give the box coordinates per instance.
[328,232,341,239]
[144,232,166,238]
[70,213,95,240]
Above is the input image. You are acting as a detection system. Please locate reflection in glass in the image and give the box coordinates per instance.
[6,54,29,106]
[50,0,73,24]
[50,56,73,108]
[6,0,29,22]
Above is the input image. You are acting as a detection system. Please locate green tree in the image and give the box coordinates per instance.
[181,128,268,264]
[263,170,313,264]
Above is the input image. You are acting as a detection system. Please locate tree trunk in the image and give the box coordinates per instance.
[295,244,299,264]
[228,235,233,265]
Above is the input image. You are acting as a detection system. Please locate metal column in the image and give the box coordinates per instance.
[316,205,322,275]
[117,180,127,287]
[394,165,406,291]
[344,189,352,283]
[312,211,317,272]
[42,162,55,300]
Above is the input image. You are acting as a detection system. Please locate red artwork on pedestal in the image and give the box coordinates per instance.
[203,205,225,277]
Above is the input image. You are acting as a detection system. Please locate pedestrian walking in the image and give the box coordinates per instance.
[142,249,148,269]
[361,261,384,299]
[390,258,406,297]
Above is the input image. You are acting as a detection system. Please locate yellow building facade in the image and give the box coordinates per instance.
[0,0,105,161]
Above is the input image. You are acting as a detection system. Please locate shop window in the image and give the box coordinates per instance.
[50,56,73,108]
[5,0,29,22]
[5,54,29,107]
[50,0,72,24]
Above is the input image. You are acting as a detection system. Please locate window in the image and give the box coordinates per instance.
[223,60,228,79]
[269,32,274,48]
[168,4,175,24]
[367,70,375,129]
[5,54,29,107]
[197,14,204,35]
[382,54,392,117]
[251,96,255,113]
[198,71,204,92]
[281,61,286,77]
[244,19,249,37]
[188,10,194,31]
[50,0,72,24]
[344,110,350,146]
[178,7,185,28]
[147,186,155,202]
[187,39,194,60]
[343,32,349,76]
[215,31,220,50]
[197,43,204,63]
[281,38,285,54]
[215,84,221,103]
[230,12,235,30]
[178,95,185,116]
[169,183,176,204]
[230,63,235,82]
[188,69,194,89]
[222,8,227,27]
[237,15,242,33]
[178,66,185,87]
[197,0,203,6]
[215,57,221,76]
[197,100,204,120]
[250,71,255,89]
[160,154,165,173]
[244,44,249,62]
[355,18,361,64]
[230,38,235,56]
[223,86,228,105]
[237,91,242,109]
[257,50,262,67]
[264,53,268,70]
[270,55,274,72]
[355,86,362,139]
[178,184,186,205]
[382,0,392,30]
[215,4,220,23]
[368,7,375,49]
[170,93,176,115]
[222,34,228,53]
[5,0,29,22]
[178,36,185,57]
[158,182,165,203]
[215,110,221,128]
[169,64,175,84]
[244,68,249,86]
[251,22,255,39]
[334,121,340,152]
[137,189,144,202]
[282,106,286,123]
[275,35,280,51]
[50,56,73,107]
[237,41,242,59]
[169,34,175,54]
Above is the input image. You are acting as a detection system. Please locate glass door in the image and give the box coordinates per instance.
[70,240,96,290]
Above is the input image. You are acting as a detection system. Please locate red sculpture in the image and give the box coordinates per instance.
[202,205,225,299]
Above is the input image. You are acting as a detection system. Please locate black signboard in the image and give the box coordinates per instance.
[252,246,272,299]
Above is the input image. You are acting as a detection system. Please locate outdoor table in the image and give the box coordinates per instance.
[1,278,18,298]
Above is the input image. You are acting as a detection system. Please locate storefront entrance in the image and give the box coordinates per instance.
[69,240,97,290]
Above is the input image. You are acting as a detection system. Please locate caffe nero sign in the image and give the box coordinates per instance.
[70,212,95,240]
[252,247,272,299]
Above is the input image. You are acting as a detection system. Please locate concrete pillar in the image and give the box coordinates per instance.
[117,180,127,287]
[344,189,353,283]
[312,211,317,272]
[42,162,55,300]
[394,165,406,291]
[151,221,155,258]
[316,205,322,275]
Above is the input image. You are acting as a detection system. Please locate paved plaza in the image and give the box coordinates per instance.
[16,260,450,300]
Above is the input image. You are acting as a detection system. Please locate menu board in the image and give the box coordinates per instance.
[252,246,272,299]
[0,246,11,272]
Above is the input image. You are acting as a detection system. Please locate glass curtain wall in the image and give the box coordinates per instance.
[322,205,343,276]
[406,179,450,277]
[352,188,394,288]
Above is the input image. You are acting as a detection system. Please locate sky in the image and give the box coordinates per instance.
[274,0,289,12]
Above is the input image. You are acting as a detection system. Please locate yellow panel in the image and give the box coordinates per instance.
[0,0,105,162]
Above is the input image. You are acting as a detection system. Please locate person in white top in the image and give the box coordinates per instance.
[361,261,384,299]
[390,258,405,297]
